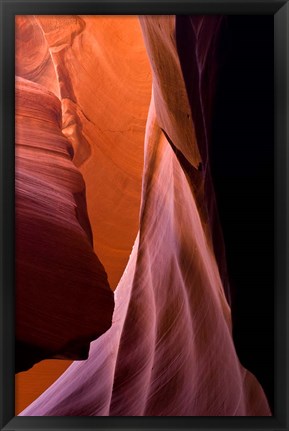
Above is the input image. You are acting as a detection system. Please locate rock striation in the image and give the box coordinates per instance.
[16,15,271,415]
[15,77,114,372]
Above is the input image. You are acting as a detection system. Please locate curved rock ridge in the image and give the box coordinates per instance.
[139,16,202,171]
[175,15,231,303]
[20,98,271,416]
[15,77,114,372]
[140,16,230,303]
[16,15,271,415]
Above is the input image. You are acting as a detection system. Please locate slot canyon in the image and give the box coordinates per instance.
[15,15,273,416]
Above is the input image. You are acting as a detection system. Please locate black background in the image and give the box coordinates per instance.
[211,16,274,412]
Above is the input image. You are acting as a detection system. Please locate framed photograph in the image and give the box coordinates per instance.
[0,0,288,430]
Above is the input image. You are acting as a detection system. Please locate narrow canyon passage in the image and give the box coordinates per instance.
[15,15,273,416]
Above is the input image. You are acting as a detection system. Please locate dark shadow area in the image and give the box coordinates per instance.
[210,16,274,412]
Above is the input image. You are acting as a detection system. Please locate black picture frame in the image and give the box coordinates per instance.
[0,0,288,430]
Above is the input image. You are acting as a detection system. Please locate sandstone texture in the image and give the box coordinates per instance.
[16,15,271,416]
